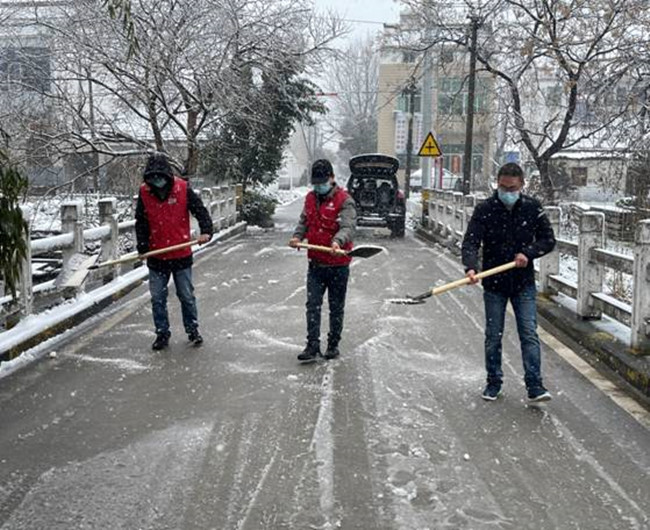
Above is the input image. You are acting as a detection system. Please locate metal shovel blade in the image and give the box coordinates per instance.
[387,296,427,305]
[387,290,432,305]
[347,245,386,259]
[54,253,99,289]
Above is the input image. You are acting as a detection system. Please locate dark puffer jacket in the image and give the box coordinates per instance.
[461,192,556,295]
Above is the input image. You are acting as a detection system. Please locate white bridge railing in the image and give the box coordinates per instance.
[1,184,240,327]
[423,189,650,354]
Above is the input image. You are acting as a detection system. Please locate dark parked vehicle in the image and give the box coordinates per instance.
[347,153,406,238]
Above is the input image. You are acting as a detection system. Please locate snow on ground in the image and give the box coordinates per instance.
[263,185,310,207]
[0,223,244,379]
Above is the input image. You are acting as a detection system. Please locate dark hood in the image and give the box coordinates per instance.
[143,153,174,200]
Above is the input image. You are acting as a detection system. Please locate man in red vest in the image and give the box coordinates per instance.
[289,159,356,363]
[135,153,213,350]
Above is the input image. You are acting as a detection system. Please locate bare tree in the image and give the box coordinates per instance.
[400,0,648,200]
[325,37,380,158]
[1,0,344,194]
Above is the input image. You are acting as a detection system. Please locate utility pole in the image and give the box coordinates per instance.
[421,4,434,190]
[404,79,417,200]
[462,13,480,195]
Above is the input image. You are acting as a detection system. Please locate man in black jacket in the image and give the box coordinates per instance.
[461,163,556,402]
[135,153,213,350]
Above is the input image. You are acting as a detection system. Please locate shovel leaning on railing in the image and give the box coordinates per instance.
[293,242,386,259]
[389,261,518,305]
[57,240,200,290]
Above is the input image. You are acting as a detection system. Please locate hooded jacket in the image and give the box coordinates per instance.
[461,191,556,295]
[135,156,213,272]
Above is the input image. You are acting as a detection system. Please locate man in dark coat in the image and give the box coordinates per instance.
[289,159,356,363]
[461,163,556,402]
[135,153,213,350]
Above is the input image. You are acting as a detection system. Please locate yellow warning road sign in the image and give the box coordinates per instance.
[418,132,442,157]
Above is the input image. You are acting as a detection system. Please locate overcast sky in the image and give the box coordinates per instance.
[313,0,401,42]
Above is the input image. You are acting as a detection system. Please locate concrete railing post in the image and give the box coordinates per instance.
[539,206,561,295]
[221,185,231,227]
[229,185,237,226]
[464,194,476,236]
[428,190,436,231]
[235,183,243,222]
[433,190,445,234]
[453,192,463,235]
[213,186,222,231]
[445,191,454,237]
[201,188,212,234]
[61,201,84,271]
[577,212,604,319]
[631,220,650,353]
[98,198,118,281]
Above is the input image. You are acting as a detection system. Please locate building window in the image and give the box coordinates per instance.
[571,167,588,186]
[437,77,488,115]
[441,144,485,176]
[396,89,421,113]
[402,51,417,63]
[0,47,51,92]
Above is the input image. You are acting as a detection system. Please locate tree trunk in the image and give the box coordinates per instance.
[537,158,556,204]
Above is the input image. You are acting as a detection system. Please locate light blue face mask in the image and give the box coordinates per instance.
[498,189,520,208]
[150,176,167,189]
[313,182,331,195]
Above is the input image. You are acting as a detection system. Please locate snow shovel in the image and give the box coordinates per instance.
[88,239,200,270]
[294,242,385,259]
[389,261,518,305]
[55,253,101,290]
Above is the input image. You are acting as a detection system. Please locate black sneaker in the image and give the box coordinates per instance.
[297,344,320,363]
[323,345,340,360]
[527,386,552,402]
[481,383,502,401]
[188,331,203,346]
[152,333,170,351]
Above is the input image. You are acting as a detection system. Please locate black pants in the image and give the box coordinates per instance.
[306,263,350,348]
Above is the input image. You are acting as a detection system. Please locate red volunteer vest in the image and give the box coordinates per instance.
[140,177,192,260]
[304,186,353,266]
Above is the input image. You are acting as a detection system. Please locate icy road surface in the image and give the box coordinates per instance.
[0,198,648,529]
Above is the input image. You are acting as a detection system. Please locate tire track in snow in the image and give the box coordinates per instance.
[309,364,338,528]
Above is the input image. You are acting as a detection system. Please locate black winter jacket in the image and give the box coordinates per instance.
[461,192,556,295]
[135,186,213,272]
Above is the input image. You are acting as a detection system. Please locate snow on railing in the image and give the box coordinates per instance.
[1,184,240,327]
[423,190,650,353]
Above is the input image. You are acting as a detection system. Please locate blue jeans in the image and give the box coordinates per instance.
[149,267,198,337]
[306,264,350,347]
[483,283,543,388]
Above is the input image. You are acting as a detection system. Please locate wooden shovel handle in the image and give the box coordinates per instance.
[92,239,199,269]
[295,242,346,255]
[430,261,518,296]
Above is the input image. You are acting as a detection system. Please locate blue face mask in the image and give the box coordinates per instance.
[313,182,331,195]
[498,189,520,208]
[150,176,167,189]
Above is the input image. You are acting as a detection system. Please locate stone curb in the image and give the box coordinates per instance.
[0,223,247,363]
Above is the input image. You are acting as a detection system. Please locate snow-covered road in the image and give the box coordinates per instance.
[0,197,648,529]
